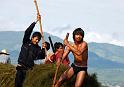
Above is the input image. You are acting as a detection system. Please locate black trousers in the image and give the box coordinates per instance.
[15,70,26,87]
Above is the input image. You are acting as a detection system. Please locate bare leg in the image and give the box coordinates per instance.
[55,67,74,87]
[75,71,86,87]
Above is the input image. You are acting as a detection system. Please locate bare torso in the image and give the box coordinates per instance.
[72,41,88,67]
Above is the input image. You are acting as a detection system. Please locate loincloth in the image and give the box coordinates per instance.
[71,63,87,74]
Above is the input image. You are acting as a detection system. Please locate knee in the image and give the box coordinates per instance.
[57,73,67,86]
[62,73,69,80]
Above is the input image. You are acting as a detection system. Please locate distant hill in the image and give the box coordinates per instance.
[0,31,63,51]
[0,31,63,64]
[89,42,124,63]
[88,51,124,68]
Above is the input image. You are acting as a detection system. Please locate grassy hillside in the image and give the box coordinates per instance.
[0,63,106,87]
[0,63,16,87]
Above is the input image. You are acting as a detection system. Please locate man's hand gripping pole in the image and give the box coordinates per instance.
[52,33,69,87]
[34,0,47,58]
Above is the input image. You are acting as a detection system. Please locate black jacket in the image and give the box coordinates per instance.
[18,22,45,68]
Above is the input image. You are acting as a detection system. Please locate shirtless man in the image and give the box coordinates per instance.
[55,28,88,87]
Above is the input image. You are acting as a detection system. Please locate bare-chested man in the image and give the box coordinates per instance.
[55,28,88,87]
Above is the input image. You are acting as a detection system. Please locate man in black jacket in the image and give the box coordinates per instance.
[15,14,46,87]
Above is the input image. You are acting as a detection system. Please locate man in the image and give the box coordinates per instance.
[0,49,11,64]
[45,42,70,66]
[15,14,46,87]
[55,28,88,87]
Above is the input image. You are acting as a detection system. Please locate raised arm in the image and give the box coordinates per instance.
[23,22,36,44]
[23,14,41,44]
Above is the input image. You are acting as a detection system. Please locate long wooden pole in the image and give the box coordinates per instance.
[34,0,45,43]
[34,0,47,58]
[52,64,60,87]
[52,33,69,87]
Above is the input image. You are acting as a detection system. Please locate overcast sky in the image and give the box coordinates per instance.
[0,0,124,46]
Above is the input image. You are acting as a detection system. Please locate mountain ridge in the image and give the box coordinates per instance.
[0,31,124,68]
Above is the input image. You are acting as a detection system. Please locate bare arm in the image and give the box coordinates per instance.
[66,42,87,56]
[64,33,87,56]
[61,46,70,61]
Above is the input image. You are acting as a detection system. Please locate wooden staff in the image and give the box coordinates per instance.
[52,33,69,87]
[34,0,47,58]
[52,63,60,87]
[34,0,44,42]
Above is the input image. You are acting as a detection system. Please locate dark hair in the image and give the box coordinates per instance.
[45,41,50,51]
[73,28,84,41]
[32,32,41,41]
[54,42,64,52]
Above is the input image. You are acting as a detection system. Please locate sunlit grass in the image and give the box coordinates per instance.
[0,63,106,87]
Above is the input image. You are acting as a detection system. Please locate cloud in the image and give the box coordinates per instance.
[85,31,124,46]
[0,0,124,47]
[85,32,102,43]
[50,24,71,32]
[110,40,124,47]
[0,16,24,31]
[46,26,124,47]
[47,24,73,41]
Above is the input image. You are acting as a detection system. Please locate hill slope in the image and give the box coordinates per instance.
[0,63,106,87]
[88,51,124,68]
[89,42,124,63]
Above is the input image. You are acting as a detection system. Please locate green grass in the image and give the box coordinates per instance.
[0,63,105,87]
[0,63,16,87]
[24,64,103,87]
